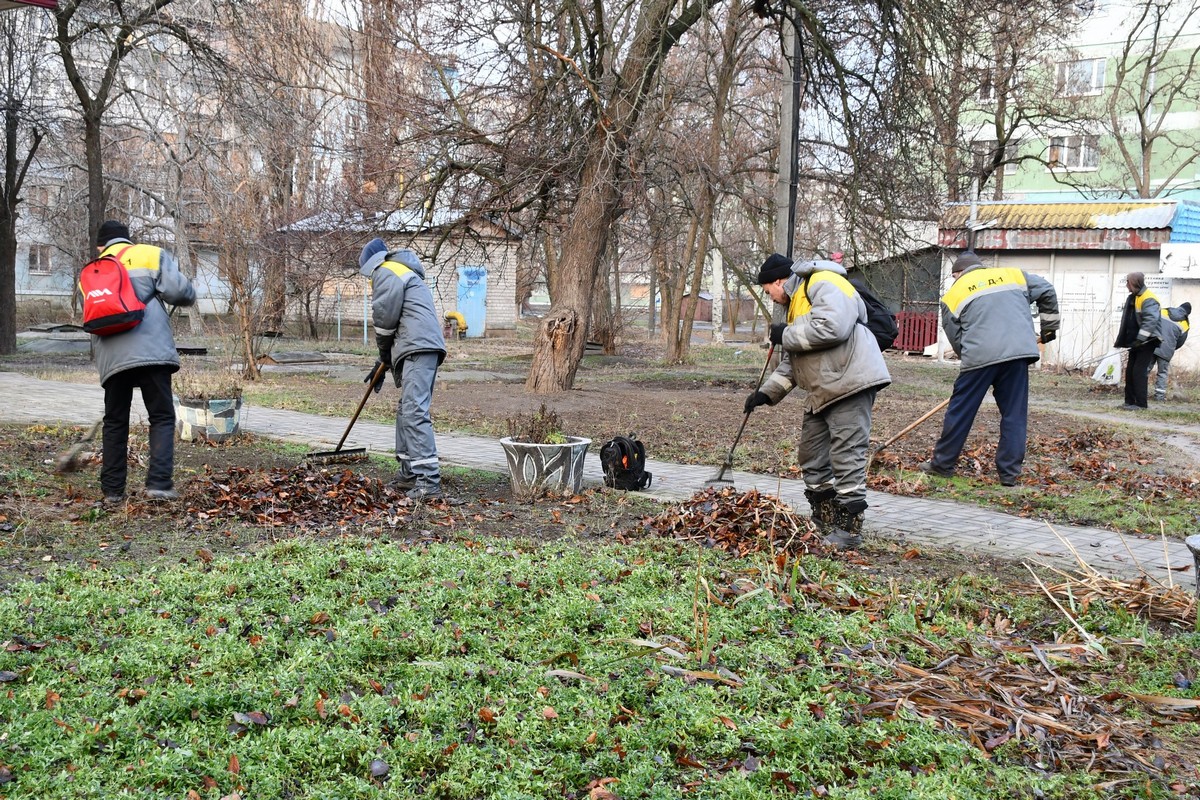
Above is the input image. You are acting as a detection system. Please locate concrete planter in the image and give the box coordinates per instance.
[499,436,591,498]
[174,396,242,443]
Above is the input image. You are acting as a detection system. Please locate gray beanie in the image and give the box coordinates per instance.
[953,251,983,273]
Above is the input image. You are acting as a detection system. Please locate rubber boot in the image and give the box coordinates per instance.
[824,504,865,551]
[804,489,838,533]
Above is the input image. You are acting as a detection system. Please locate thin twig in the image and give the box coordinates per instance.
[1023,562,1105,656]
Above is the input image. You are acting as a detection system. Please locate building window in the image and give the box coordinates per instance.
[1056,58,1105,96]
[972,139,1020,175]
[1048,135,1100,169]
[27,245,52,275]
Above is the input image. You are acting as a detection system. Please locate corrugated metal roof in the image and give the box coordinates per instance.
[941,201,1177,231]
[1170,202,1200,243]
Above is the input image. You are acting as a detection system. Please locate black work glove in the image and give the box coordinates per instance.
[378,346,392,366]
[744,391,770,415]
[1039,330,1056,345]
[365,360,388,394]
[768,323,787,346]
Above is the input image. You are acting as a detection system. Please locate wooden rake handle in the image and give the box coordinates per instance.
[873,396,950,458]
[334,361,386,453]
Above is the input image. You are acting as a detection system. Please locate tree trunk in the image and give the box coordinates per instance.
[524,0,712,391]
[0,103,21,355]
[525,137,622,393]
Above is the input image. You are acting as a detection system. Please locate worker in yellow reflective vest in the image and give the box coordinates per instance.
[919,251,1059,487]
[1113,272,1162,410]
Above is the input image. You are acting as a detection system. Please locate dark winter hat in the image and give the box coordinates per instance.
[952,251,983,274]
[96,220,130,246]
[1182,302,1192,316]
[757,253,793,285]
[359,238,388,271]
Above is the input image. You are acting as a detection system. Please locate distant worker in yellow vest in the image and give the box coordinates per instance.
[1113,272,1162,410]
[1152,303,1190,401]
[359,238,447,500]
[919,251,1059,487]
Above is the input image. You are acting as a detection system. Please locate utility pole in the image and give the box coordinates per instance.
[772,21,801,262]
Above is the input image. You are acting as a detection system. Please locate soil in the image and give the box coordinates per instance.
[4,330,1200,588]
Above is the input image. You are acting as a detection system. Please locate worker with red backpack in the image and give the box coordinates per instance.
[83,220,195,504]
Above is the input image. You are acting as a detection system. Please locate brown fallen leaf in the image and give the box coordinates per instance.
[542,706,559,720]
[228,754,240,775]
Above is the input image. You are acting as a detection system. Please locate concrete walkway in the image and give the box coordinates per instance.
[1,371,1193,583]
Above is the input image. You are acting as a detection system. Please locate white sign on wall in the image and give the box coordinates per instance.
[1160,243,1200,278]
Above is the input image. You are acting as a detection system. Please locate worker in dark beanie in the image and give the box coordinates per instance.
[744,252,891,550]
[1113,271,1162,409]
[89,219,195,504]
[920,250,1059,486]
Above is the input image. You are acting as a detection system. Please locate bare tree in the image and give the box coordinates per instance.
[1106,0,1200,197]
[0,8,50,354]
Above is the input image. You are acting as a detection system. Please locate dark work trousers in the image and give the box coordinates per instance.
[1124,342,1156,408]
[930,359,1029,483]
[101,365,177,496]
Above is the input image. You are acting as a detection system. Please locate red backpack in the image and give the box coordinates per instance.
[80,246,145,336]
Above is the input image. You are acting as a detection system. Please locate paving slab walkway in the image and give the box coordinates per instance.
[1,371,1193,584]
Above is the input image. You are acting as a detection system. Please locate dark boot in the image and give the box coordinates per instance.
[804,489,838,533]
[825,503,865,551]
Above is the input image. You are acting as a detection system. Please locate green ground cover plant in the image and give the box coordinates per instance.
[2,536,1198,799]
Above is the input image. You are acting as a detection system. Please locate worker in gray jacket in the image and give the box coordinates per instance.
[744,254,891,550]
[1113,272,1162,409]
[359,239,447,500]
[90,220,196,503]
[1153,302,1191,401]
[920,251,1059,487]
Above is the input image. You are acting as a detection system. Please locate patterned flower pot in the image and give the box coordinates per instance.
[174,396,242,443]
[499,436,591,498]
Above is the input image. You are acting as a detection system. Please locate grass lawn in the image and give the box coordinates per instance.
[1,425,1199,798]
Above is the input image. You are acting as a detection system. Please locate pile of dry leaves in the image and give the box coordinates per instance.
[643,487,823,556]
[188,465,410,527]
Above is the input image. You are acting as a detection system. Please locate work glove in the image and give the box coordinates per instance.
[744,391,770,415]
[768,323,787,346]
[1039,330,1056,345]
[378,346,392,366]
[365,360,388,394]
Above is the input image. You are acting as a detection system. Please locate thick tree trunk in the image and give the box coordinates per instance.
[0,221,15,355]
[0,104,20,355]
[525,139,622,393]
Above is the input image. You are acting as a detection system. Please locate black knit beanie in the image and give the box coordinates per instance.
[757,253,793,285]
[96,220,130,246]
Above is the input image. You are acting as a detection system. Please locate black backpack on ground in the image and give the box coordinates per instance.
[846,274,899,351]
[600,435,652,491]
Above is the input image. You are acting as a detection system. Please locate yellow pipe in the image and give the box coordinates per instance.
[444,311,468,334]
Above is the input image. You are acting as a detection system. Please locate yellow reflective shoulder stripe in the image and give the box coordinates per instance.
[786,271,855,323]
[1182,320,1191,333]
[380,260,413,279]
[941,267,1027,316]
[102,243,160,271]
[1135,291,1159,312]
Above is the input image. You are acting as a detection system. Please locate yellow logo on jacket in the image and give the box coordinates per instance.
[941,267,1027,316]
